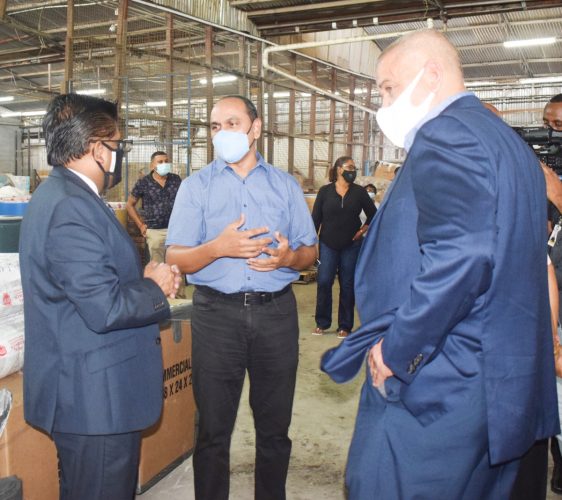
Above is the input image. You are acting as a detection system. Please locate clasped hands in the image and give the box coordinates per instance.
[144,261,182,298]
[215,213,293,271]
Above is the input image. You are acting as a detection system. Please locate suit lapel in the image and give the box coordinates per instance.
[357,160,408,262]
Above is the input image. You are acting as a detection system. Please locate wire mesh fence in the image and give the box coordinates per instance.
[4,0,560,194]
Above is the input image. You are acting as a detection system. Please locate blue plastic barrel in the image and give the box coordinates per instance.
[0,217,22,253]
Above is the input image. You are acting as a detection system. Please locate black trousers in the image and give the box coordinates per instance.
[191,287,299,500]
[52,431,141,500]
[509,439,548,500]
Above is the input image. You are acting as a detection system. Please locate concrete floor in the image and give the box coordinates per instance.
[137,282,562,500]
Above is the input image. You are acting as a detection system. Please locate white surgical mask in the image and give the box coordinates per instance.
[155,163,172,176]
[376,68,435,149]
[212,122,255,164]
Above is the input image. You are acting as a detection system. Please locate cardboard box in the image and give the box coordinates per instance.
[0,372,59,500]
[137,301,196,493]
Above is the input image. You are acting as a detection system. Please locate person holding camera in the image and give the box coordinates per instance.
[538,93,562,496]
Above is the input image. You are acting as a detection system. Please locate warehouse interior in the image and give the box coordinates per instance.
[1,0,561,199]
[1,0,562,499]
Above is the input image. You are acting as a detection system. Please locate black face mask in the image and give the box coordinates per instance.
[94,141,126,193]
[342,170,357,184]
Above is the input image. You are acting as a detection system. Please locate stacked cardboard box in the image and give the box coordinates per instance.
[0,372,59,500]
[137,301,196,493]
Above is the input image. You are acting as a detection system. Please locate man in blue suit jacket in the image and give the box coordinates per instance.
[322,30,559,499]
[19,94,180,500]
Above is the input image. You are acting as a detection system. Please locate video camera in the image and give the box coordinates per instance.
[513,126,562,175]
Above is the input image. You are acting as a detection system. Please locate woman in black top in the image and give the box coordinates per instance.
[311,156,377,338]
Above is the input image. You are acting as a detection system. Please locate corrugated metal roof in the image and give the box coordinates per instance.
[359,6,562,81]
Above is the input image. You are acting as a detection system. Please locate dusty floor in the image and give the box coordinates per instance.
[138,282,561,500]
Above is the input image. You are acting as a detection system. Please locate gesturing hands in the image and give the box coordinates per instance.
[247,231,294,271]
[144,262,182,298]
[214,214,273,259]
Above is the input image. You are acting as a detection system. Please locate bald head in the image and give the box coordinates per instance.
[379,30,462,75]
[376,29,465,109]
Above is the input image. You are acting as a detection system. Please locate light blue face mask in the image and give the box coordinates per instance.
[212,122,255,164]
[155,163,172,176]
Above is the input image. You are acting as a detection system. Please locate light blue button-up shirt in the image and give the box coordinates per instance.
[166,153,317,293]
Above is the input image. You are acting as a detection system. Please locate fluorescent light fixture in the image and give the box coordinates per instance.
[504,37,556,48]
[264,92,291,99]
[518,75,562,84]
[199,75,238,85]
[1,110,46,117]
[465,80,498,87]
[77,88,106,95]
[0,96,14,102]
[145,100,167,107]
[354,88,369,94]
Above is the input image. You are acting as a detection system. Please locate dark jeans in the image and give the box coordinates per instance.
[52,431,141,500]
[191,286,299,500]
[315,239,362,332]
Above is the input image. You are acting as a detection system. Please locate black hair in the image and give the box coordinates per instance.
[549,94,562,104]
[43,93,118,167]
[365,183,377,194]
[329,156,353,183]
[151,151,168,161]
[219,95,258,121]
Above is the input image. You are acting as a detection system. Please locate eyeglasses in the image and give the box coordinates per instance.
[91,139,133,154]
[102,139,133,154]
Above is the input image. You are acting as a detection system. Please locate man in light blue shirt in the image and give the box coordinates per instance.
[166,95,317,500]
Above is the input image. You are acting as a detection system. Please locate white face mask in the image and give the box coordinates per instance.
[155,163,172,176]
[376,68,435,149]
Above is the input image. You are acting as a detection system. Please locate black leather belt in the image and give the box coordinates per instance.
[195,285,291,306]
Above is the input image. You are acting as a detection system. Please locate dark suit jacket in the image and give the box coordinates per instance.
[19,166,169,435]
[322,95,559,464]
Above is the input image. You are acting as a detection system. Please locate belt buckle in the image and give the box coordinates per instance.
[243,293,251,307]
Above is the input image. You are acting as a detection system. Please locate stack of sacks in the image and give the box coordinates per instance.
[0,253,24,379]
[0,174,30,216]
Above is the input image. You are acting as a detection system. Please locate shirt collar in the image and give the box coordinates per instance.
[404,90,473,152]
[215,152,269,175]
[67,167,100,197]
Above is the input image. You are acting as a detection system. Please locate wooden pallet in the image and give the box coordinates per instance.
[293,268,317,284]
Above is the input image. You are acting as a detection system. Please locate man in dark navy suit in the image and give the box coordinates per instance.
[19,94,180,500]
[322,30,559,499]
